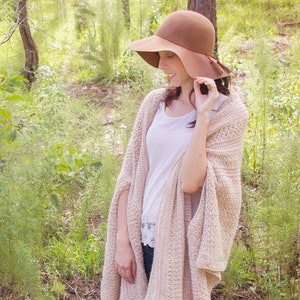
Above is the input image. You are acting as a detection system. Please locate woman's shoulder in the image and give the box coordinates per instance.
[207,92,248,137]
[229,92,248,120]
[208,92,248,134]
[143,88,166,102]
[218,92,248,120]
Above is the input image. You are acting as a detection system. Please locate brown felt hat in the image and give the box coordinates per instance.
[129,10,230,79]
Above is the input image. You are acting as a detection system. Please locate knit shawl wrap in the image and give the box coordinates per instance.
[101,88,248,300]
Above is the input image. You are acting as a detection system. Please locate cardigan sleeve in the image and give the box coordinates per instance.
[101,88,164,300]
[101,93,149,300]
[194,94,248,274]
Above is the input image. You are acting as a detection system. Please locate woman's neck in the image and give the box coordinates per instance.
[178,80,194,104]
[177,86,195,105]
[165,87,195,117]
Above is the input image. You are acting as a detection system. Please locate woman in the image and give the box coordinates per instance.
[101,10,248,300]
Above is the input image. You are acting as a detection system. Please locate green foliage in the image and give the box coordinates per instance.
[217,0,300,298]
[0,142,53,298]
[0,67,109,297]
[43,233,102,278]
[0,69,28,148]
[45,143,102,209]
[242,134,300,299]
[0,0,299,298]
[220,244,256,296]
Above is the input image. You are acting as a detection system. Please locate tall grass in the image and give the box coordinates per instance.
[0,0,299,298]
[217,0,300,298]
[0,151,50,298]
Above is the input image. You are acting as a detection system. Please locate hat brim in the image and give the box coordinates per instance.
[129,35,230,80]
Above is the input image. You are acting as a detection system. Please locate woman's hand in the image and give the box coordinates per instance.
[194,77,219,116]
[182,77,218,193]
[115,189,136,284]
[115,239,137,284]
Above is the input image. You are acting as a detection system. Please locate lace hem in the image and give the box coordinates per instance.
[141,222,156,248]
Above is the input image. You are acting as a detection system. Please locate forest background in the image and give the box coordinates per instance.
[0,0,299,299]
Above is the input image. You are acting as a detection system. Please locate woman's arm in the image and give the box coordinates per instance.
[181,77,219,194]
[181,112,209,193]
[115,189,137,284]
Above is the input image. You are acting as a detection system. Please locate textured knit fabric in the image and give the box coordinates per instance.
[101,88,248,300]
[142,101,197,247]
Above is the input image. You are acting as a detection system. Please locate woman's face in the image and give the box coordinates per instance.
[158,51,192,88]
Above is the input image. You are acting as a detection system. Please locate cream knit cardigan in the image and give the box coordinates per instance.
[101,88,248,300]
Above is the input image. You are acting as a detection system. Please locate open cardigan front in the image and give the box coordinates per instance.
[101,88,248,300]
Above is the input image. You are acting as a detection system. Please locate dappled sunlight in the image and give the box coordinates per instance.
[0,0,299,299]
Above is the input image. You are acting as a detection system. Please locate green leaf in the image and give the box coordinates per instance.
[65,158,74,169]
[56,162,72,173]
[59,172,70,181]
[74,158,84,168]
[4,95,25,101]
[50,194,60,209]
[78,7,96,17]
[75,180,85,189]
[91,161,102,170]
[0,108,11,120]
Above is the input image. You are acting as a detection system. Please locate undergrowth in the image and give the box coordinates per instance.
[0,0,299,298]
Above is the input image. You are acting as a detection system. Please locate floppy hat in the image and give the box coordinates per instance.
[128,10,230,79]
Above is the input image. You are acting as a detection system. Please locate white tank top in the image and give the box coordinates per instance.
[141,101,197,247]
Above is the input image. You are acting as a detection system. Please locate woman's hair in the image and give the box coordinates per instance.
[164,77,231,107]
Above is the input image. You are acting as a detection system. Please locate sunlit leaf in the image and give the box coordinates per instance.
[5,95,25,101]
[0,108,11,120]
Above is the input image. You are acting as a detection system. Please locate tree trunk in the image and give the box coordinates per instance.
[121,0,130,30]
[17,0,39,84]
[187,0,218,54]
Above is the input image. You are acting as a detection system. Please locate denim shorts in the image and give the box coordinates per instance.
[142,244,154,281]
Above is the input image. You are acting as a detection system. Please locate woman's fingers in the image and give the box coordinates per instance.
[194,77,219,114]
[125,264,136,283]
[194,77,217,94]
[131,255,137,279]
[115,243,137,284]
[116,262,135,283]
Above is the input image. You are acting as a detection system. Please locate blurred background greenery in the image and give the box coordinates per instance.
[0,0,299,299]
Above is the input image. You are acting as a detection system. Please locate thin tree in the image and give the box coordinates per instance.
[17,0,39,84]
[187,0,218,54]
[121,0,130,30]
